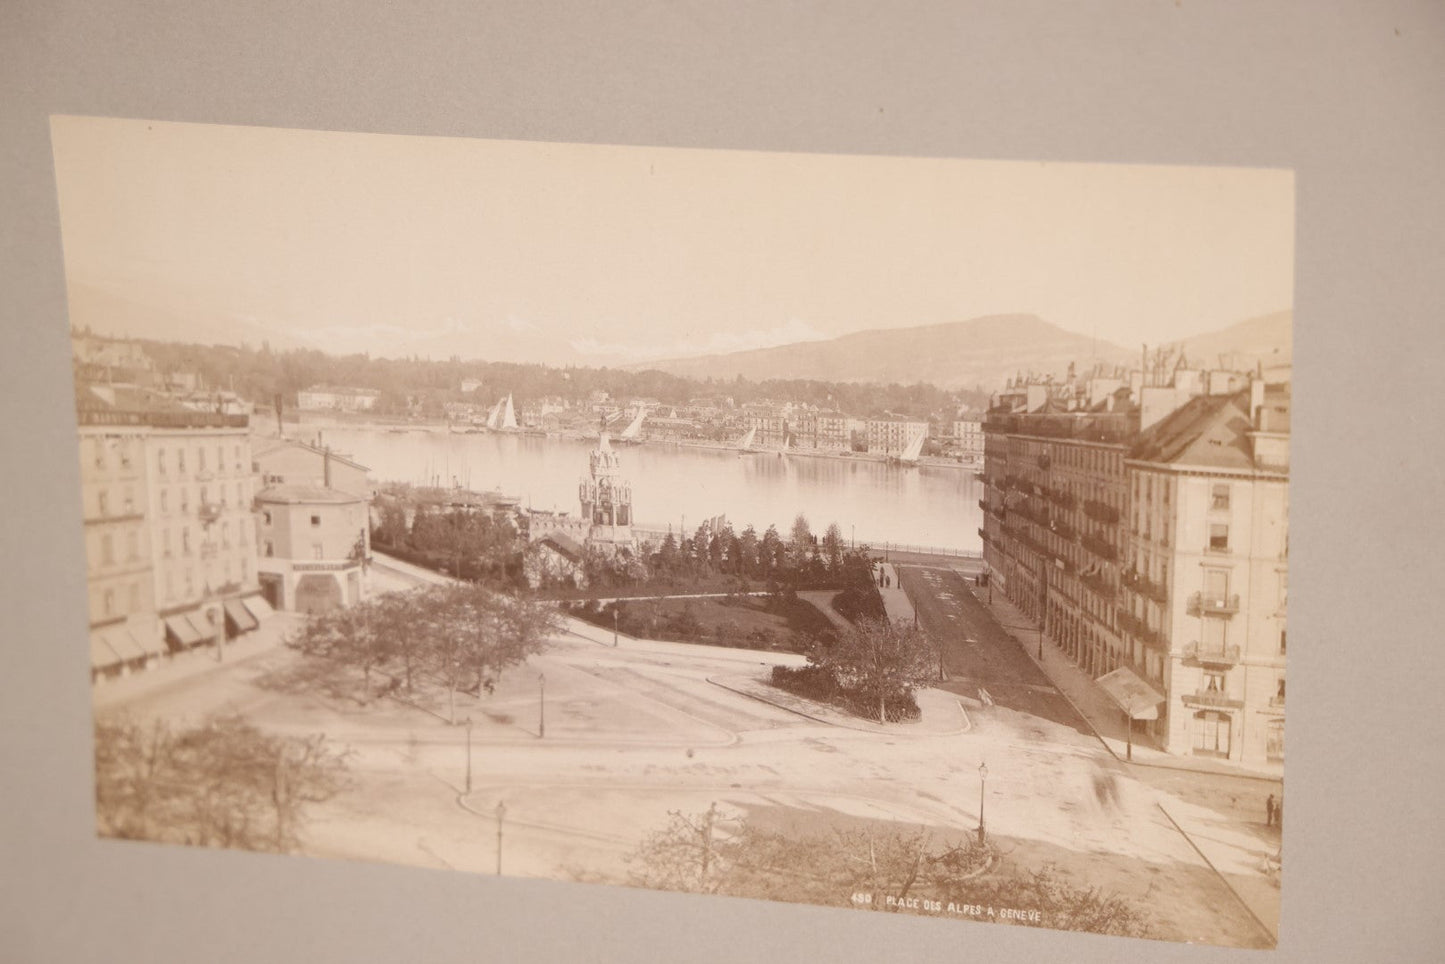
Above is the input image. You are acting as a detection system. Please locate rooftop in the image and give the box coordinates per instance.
[255,484,365,505]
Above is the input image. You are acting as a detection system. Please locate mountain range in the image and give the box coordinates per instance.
[630,311,1291,390]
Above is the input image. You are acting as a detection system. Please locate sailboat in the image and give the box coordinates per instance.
[737,426,758,456]
[484,398,504,430]
[617,408,646,445]
[498,393,519,431]
[893,431,927,466]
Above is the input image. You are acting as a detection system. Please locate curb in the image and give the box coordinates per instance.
[707,675,971,737]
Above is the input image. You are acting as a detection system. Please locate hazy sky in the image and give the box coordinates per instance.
[51,115,1294,365]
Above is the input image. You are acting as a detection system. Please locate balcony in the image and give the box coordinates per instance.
[1082,499,1120,525]
[1188,592,1240,617]
[1121,568,1168,605]
[1182,641,1241,666]
[1180,690,1244,710]
[1080,532,1118,562]
[1117,610,1162,646]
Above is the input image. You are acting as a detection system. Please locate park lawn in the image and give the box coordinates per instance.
[576,595,838,653]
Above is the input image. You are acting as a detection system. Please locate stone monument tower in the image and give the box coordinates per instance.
[579,432,634,552]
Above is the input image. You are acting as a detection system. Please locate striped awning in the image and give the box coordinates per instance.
[241,595,275,621]
[1096,667,1166,720]
[104,626,150,662]
[89,631,122,670]
[223,598,259,635]
[164,615,204,648]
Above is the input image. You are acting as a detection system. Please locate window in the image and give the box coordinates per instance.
[100,534,114,566]
[198,448,206,472]
[310,514,321,527]
[264,540,274,558]
[182,527,191,554]
[234,445,242,470]
[158,449,166,475]
[180,488,190,512]
[1266,720,1284,762]
[1209,524,1229,552]
[200,486,208,506]
[1204,620,1227,650]
[185,571,194,597]
[1203,670,1225,694]
[1205,568,1229,597]
[262,510,272,526]
[1275,678,1286,704]
[217,446,225,473]
[119,441,131,468]
[163,530,172,557]
[160,490,169,513]
[103,589,114,616]
[93,440,106,470]
[165,572,174,600]
[128,583,139,612]
[123,487,135,514]
[312,544,324,560]
[1211,483,1230,510]
[126,531,139,561]
[178,449,186,473]
[1280,629,1287,654]
[97,491,109,517]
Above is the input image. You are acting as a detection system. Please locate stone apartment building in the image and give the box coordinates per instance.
[76,384,267,681]
[981,368,1289,769]
[866,417,928,455]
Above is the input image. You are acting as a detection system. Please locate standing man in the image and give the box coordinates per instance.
[1265,793,1277,827]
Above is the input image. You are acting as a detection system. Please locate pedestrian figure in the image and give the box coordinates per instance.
[1265,793,1277,826]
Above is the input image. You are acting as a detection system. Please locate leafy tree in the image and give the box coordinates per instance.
[822,523,845,576]
[788,514,814,569]
[737,525,759,578]
[94,715,350,854]
[817,617,937,723]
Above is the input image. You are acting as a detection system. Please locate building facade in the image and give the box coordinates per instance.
[982,370,1289,769]
[867,418,928,455]
[296,385,381,412]
[255,485,370,613]
[75,384,266,681]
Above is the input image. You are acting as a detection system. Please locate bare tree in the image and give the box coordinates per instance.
[94,715,350,854]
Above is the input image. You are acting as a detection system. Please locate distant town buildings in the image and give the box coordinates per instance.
[952,418,984,460]
[866,417,929,456]
[297,385,381,412]
[980,363,1289,769]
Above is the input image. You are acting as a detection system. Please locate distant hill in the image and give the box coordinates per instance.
[631,314,1135,390]
[1171,310,1293,372]
[65,281,316,353]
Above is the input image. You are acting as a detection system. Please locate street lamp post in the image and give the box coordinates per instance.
[465,717,474,792]
[977,762,988,844]
[613,606,619,647]
[538,673,546,738]
[495,800,506,876]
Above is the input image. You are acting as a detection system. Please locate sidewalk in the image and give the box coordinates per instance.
[93,610,305,710]
[876,563,915,624]
[973,585,1283,781]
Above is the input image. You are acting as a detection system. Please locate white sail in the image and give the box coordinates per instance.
[485,399,504,430]
[898,431,926,464]
[500,393,518,430]
[738,426,757,450]
[620,408,646,440]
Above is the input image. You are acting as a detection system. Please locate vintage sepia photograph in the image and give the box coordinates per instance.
[54,115,1293,948]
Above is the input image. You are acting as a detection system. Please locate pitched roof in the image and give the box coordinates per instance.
[251,436,370,472]
[255,484,365,505]
[1130,390,1257,470]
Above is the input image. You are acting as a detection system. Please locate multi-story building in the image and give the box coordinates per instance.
[76,383,266,681]
[296,385,381,412]
[866,417,928,455]
[953,418,984,460]
[981,368,1288,769]
[746,411,790,448]
[255,485,370,612]
[791,411,849,451]
[77,399,165,680]
[1125,379,1289,767]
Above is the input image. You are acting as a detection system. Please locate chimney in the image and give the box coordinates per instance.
[324,446,332,489]
[1250,378,1266,429]
[273,393,283,436]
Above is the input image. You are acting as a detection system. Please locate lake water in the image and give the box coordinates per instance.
[318,427,984,554]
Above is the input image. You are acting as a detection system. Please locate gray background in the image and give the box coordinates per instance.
[2,2,1442,961]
